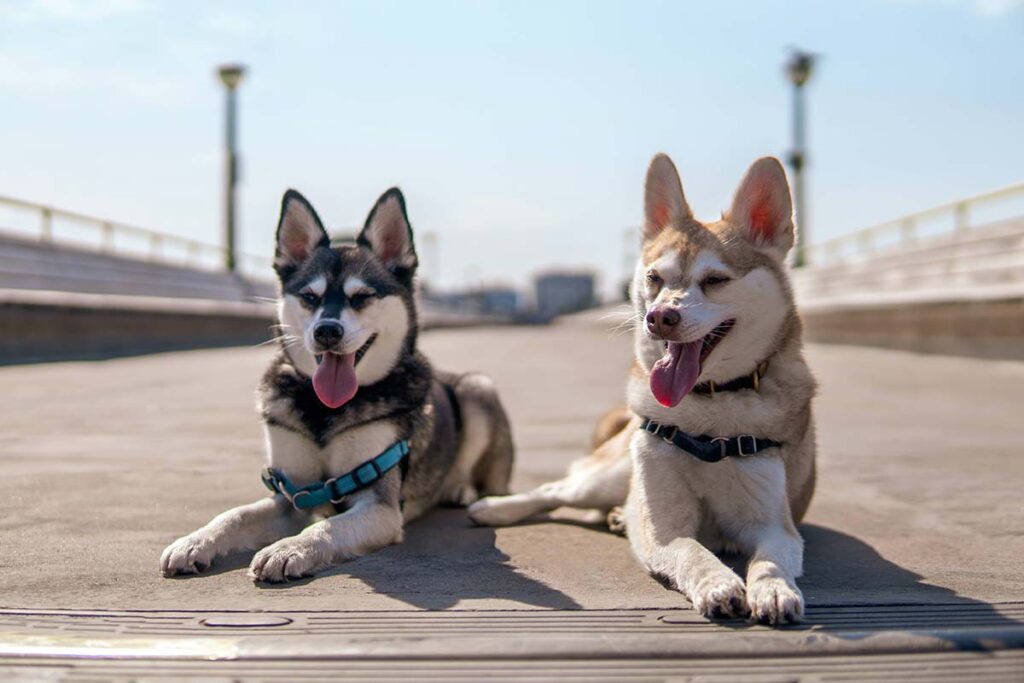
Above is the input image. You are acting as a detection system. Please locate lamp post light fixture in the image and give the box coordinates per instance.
[217,63,246,272]
[785,50,814,268]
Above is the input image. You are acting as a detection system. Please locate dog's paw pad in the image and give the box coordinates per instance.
[746,577,804,624]
[689,571,749,620]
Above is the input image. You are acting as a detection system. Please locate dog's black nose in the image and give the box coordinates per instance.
[313,320,344,348]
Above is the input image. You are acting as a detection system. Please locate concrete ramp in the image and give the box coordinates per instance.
[794,218,1024,359]
[0,233,275,302]
[0,323,1021,680]
[0,233,277,362]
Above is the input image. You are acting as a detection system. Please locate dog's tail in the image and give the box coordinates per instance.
[590,406,634,450]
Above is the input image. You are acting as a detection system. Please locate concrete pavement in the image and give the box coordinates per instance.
[1,313,1022,678]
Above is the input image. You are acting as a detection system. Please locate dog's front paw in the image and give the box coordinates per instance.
[688,570,749,619]
[606,506,626,535]
[248,537,324,583]
[746,576,804,624]
[467,496,514,526]
[160,533,217,577]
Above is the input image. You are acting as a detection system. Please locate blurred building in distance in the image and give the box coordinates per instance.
[474,287,520,316]
[425,285,520,316]
[534,270,596,320]
[418,283,521,328]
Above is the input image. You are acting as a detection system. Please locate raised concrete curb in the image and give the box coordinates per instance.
[0,289,275,363]
[800,296,1024,360]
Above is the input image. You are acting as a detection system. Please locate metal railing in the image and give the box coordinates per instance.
[804,181,1024,266]
[0,194,273,278]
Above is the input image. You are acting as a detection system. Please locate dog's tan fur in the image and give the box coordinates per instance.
[470,153,817,624]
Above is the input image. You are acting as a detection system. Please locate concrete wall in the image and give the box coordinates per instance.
[0,233,278,363]
[794,217,1024,360]
[0,234,517,364]
[801,298,1024,360]
[0,292,274,364]
[0,289,516,364]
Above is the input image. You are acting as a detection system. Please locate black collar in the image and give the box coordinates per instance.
[640,417,781,463]
[692,360,770,396]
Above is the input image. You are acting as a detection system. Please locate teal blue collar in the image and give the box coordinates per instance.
[261,440,410,510]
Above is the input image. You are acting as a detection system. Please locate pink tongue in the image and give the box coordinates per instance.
[312,352,359,409]
[650,341,702,407]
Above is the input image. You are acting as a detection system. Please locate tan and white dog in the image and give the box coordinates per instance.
[470,153,816,624]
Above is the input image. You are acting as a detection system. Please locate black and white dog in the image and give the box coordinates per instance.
[161,188,514,582]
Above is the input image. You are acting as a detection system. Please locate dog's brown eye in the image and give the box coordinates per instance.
[701,274,731,289]
[646,271,662,286]
[300,292,321,307]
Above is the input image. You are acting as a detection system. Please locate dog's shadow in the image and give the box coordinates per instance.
[180,512,1022,640]
[713,524,1024,641]
[499,516,1023,641]
[259,507,581,610]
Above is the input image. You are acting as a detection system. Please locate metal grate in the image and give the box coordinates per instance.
[2,650,1023,682]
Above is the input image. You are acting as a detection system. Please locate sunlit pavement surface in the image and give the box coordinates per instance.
[1,309,1022,680]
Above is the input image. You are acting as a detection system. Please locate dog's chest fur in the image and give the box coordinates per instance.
[257,350,462,510]
[259,351,432,448]
[626,335,817,545]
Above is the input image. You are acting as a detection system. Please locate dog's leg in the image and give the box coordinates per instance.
[248,485,403,583]
[731,468,805,624]
[468,421,632,526]
[476,416,514,498]
[162,424,320,577]
[627,439,748,619]
[160,495,308,577]
[472,384,515,499]
[440,375,495,506]
[440,374,515,506]
[711,456,805,624]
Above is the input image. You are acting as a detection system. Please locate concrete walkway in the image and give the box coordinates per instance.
[1,314,1022,678]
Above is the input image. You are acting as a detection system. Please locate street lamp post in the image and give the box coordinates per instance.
[217,64,246,272]
[785,50,814,268]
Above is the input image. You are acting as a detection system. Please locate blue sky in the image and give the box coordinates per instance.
[1,0,1021,294]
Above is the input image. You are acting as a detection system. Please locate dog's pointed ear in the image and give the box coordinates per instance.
[358,187,418,282]
[727,157,795,257]
[644,153,692,240]
[275,190,329,276]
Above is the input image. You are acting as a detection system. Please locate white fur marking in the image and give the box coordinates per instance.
[650,251,682,285]
[303,276,326,297]
[690,250,732,282]
[343,277,372,297]
[350,295,408,385]
[278,296,318,377]
[323,421,400,477]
